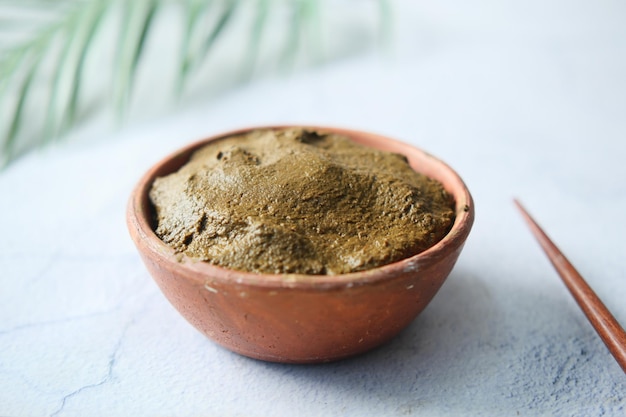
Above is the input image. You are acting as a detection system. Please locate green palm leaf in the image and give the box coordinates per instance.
[0,0,391,168]
[3,56,40,166]
[114,0,158,115]
[177,0,238,94]
[63,0,107,131]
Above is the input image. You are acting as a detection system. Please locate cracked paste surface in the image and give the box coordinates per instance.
[149,128,455,275]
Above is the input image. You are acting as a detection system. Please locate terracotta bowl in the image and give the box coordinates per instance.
[127,126,474,363]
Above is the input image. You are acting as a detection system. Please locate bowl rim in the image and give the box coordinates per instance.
[127,125,475,290]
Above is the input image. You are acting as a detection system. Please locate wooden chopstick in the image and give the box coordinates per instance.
[514,199,626,374]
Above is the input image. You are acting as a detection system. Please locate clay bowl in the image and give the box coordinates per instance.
[127,126,474,363]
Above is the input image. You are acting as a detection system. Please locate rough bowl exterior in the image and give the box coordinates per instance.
[127,126,474,363]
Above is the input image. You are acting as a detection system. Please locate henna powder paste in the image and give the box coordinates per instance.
[150,128,455,275]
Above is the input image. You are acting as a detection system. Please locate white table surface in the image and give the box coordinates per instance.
[1,1,625,416]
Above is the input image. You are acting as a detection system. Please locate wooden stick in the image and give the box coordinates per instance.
[514,199,626,374]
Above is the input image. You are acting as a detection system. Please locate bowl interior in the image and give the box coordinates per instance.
[129,126,474,288]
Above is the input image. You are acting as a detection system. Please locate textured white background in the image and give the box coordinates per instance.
[1,1,625,416]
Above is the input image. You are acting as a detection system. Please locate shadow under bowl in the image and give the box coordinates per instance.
[127,126,475,364]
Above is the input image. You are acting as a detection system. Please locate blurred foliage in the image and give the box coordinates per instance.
[0,0,390,167]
